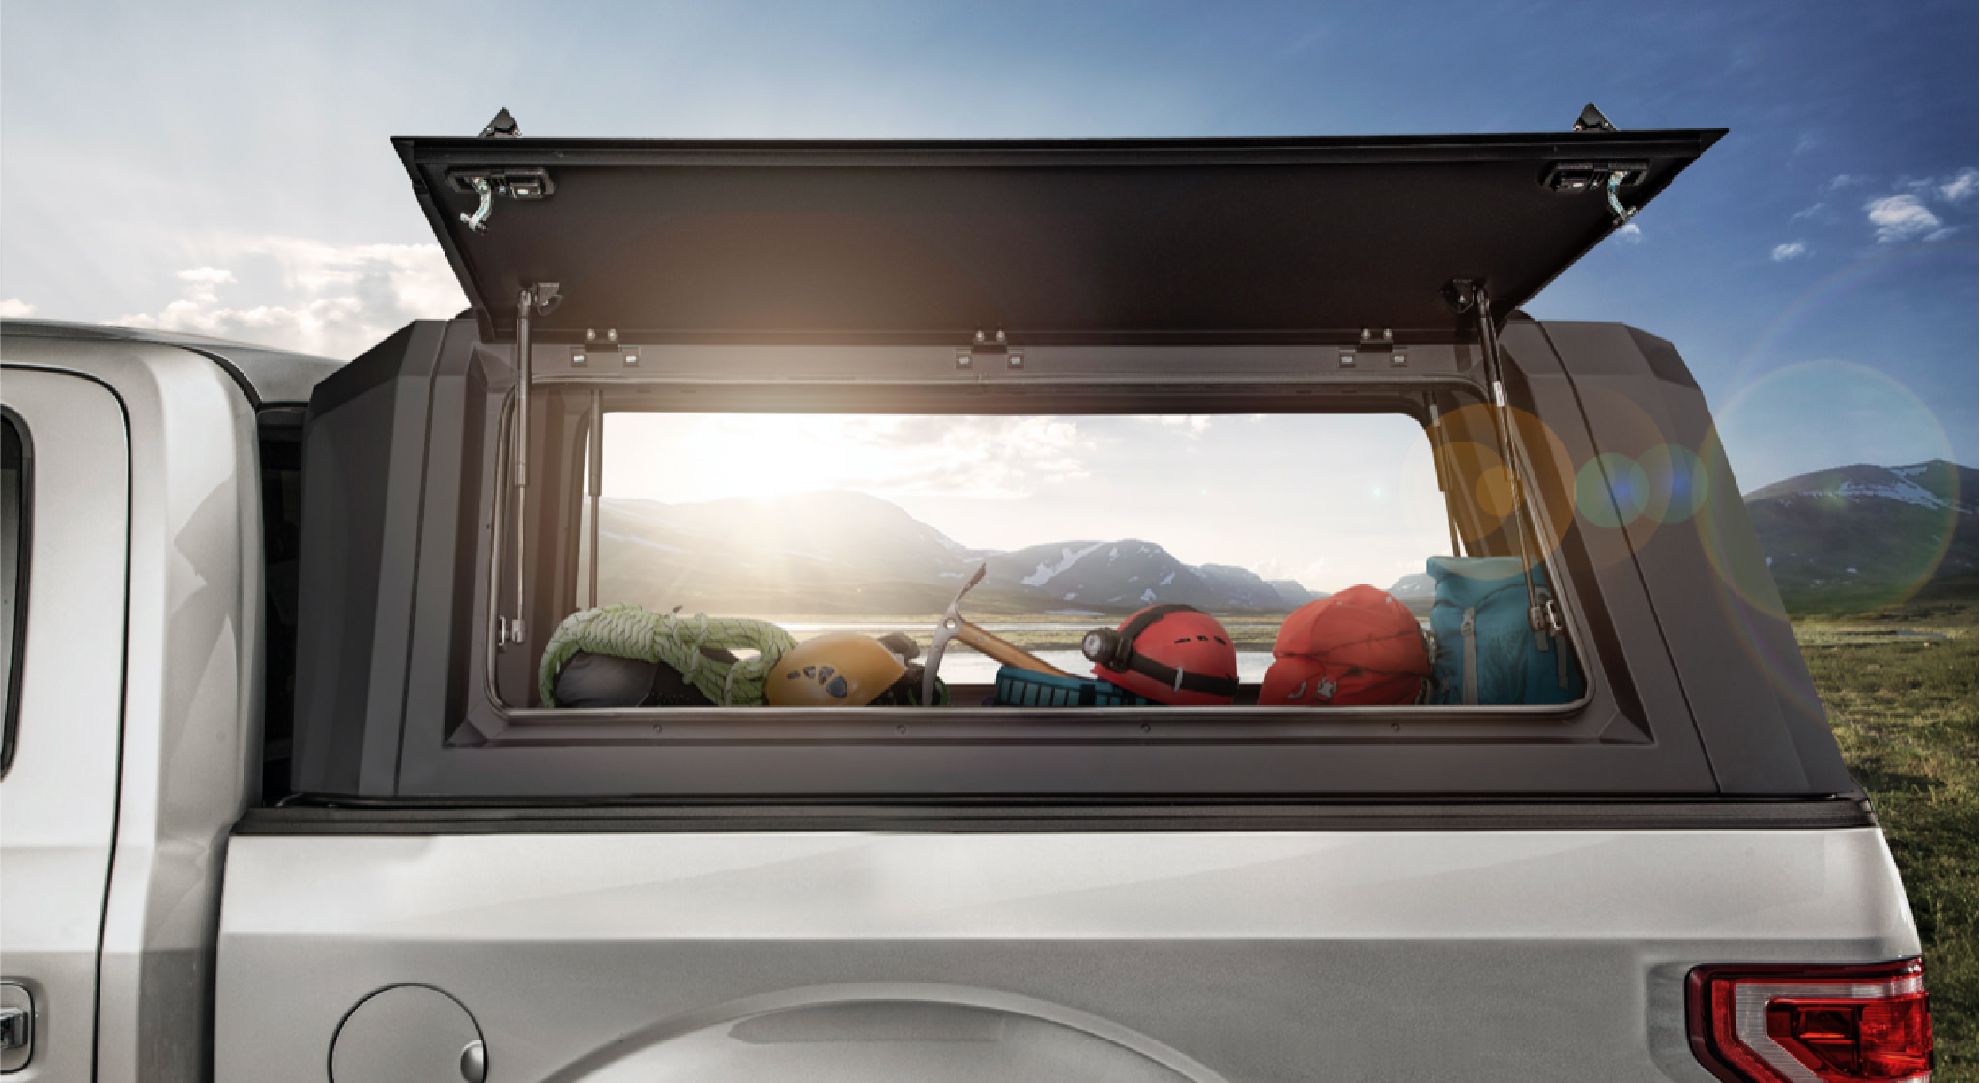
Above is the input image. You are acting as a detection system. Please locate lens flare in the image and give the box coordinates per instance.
[1575,453,1651,530]
[1428,404,1576,559]
[1705,360,1958,615]
[1694,361,1961,700]
[1639,443,1710,526]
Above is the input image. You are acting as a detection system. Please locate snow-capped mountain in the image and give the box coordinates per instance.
[598,493,1319,615]
[1385,572,1438,617]
[1745,459,1976,612]
[978,542,1293,612]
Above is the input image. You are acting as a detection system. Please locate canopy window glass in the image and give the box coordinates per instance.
[500,399,1587,716]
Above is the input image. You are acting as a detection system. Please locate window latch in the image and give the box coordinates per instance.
[451,168,556,235]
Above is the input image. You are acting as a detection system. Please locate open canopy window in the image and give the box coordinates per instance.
[499,384,1591,717]
[398,123,1722,344]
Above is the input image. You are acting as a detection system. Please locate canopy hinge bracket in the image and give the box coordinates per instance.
[478,107,522,139]
[1443,278,1483,316]
[957,327,1021,370]
[1339,328,1405,368]
[1572,102,1616,133]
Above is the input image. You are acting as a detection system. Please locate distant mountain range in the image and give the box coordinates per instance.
[594,458,1978,619]
[1745,459,1976,614]
[1386,573,1438,617]
[596,492,1322,616]
[1386,459,1978,616]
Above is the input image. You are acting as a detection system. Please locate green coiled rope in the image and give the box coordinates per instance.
[538,604,798,707]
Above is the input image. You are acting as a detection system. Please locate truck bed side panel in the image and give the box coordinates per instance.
[216,825,1916,1082]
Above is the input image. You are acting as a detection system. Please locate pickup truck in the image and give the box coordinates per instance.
[0,110,1932,1082]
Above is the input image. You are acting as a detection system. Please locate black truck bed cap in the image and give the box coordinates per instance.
[397,125,1723,344]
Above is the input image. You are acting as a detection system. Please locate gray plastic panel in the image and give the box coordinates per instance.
[1534,321,1854,795]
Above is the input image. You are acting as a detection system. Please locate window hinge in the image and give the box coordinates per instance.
[957,328,1022,371]
[1340,327,1405,368]
[573,328,640,369]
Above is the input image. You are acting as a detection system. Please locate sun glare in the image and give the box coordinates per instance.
[599,411,1451,594]
[604,414,897,503]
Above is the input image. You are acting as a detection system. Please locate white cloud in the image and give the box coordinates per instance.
[1827,173,1869,191]
[1864,194,1944,243]
[1617,222,1643,243]
[1790,202,1830,222]
[1770,241,1808,262]
[175,266,236,301]
[607,412,1095,504]
[1938,167,1977,202]
[0,299,37,318]
[113,237,464,357]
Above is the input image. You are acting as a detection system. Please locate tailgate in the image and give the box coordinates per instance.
[214,808,1915,1082]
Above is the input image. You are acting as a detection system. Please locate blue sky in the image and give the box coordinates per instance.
[2,0,1975,495]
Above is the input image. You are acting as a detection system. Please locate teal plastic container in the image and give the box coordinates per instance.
[994,667,1156,707]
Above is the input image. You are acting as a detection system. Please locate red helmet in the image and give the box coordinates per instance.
[1081,604,1240,706]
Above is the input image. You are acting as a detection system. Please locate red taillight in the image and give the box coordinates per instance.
[1688,958,1933,1082]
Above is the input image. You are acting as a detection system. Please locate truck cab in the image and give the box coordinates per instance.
[0,113,1934,1081]
[0,322,336,1079]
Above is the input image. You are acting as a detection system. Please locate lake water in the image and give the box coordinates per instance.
[933,648,1276,686]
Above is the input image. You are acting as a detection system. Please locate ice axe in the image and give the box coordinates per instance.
[923,562,1071,704]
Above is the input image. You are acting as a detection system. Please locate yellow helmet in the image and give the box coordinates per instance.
[766,632,910,707]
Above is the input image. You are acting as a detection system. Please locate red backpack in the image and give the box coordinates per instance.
[1259,585,1430,706]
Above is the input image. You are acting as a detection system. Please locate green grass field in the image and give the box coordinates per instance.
[1796,607,1976,1080]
